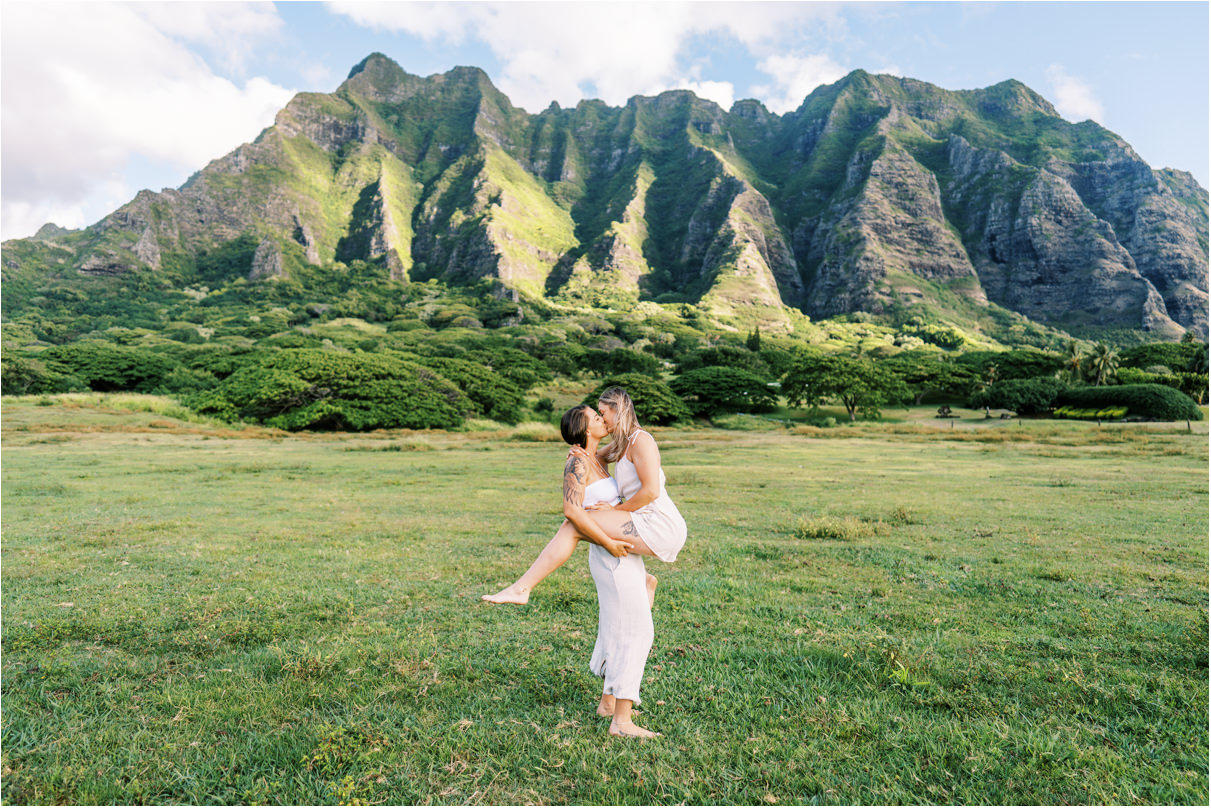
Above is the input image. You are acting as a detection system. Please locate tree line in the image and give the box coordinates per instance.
[3,320,1205,429]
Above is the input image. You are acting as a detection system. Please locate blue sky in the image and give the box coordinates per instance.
[2,1,1207,241]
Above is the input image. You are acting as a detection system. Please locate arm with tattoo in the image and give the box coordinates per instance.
[561,455,628,552]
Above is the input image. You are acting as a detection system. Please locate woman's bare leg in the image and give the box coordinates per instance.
[482,521,580,605]
[483,510,652,605]
[646,574,658,609]
[597,692,615,717]
[609,699,659,738]
[585,510,660,557]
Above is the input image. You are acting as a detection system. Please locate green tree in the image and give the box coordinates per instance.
[1087,343,1120,386]
[956,349,1063,381]
[188,349,469,431]
[968,377,1067,415]
[883,352,975,404]
[674,345,773,381]
[781,351,910,422]
[412,355,525,424]
[584,348,663,377]
[1063,340,1085,383]
[582,373,691,425]
[1,353,83,395]
[41,342,176,393]
[670,366,778,417]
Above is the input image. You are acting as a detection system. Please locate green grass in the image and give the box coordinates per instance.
[2,396,1207,804]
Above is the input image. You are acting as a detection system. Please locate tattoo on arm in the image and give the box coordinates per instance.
[563,456,586,507]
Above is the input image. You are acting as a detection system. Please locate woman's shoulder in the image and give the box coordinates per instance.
[625,429,658,456]
[632,428,656,444]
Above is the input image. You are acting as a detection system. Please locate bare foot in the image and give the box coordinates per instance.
[482,586,529,605]
[609,719,660,739]
[596,694,615,717]
[646,573,658,609]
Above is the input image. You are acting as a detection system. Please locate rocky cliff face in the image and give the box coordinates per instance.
[5,54,1207,337]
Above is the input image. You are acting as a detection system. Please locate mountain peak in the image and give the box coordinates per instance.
[347,52,399,80]
[5,60,1205,341]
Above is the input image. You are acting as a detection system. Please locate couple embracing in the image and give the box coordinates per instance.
[483,386,687,739]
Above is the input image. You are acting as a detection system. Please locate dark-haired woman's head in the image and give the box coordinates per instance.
[560,405,609,448]
[560,405,592,448]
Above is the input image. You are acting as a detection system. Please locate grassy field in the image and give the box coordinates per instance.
[2,394,1207,805]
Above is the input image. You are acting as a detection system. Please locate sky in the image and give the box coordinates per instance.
[1,0,1207,241]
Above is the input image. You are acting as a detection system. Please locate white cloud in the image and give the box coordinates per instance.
[1,2,295,240]
[675,79,735,111]
[326,1,838,111]
[135,1,284,73]
[753,52,849,114]
[1046,64,1104,123]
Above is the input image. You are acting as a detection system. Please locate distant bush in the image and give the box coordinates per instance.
[584,348,663,377]
[675,345,773,380]
[1117,367,1208,405]
[670,366,778,417]
[757,348,795,379]
[525,341,587,376]
[968,377,1067,415]
[412,355,525,424]
[1053,384,1202,421]
[1120,341,1207,372]
[1,353,85,395]
[187,349,469,431]
[39,342,176,393]
[465,347,553,391]
[956,349,1064,381]
[582,373,691,425]
[898,319,967,349]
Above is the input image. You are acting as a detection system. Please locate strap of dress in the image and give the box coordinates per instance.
[624,429,650,461]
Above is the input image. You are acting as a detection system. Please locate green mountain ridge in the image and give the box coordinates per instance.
[3,52,1206,341]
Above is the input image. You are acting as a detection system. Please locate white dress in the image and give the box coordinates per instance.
[615,430,687,563]
[583,475,653,704]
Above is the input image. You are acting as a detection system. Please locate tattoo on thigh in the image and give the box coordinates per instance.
[622,520,638,537]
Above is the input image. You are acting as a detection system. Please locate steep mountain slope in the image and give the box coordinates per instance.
[4,54,1206,338]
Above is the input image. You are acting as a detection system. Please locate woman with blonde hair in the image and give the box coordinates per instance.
[482,386,687,608]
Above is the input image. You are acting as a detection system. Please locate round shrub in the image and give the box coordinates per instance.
[1053,384,1202,421]
[581,373,691,425]
[188,349,469,431]
[670,366,778,417]
[40,342,176,393]
[967,377,1067,415]
[413,355,525,424]
[674,345,773,380]
[465,347,553,391]
[1,353,85,395]
[584,348,663,377]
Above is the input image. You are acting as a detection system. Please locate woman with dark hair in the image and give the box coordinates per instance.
[485,404,658,737]
[482,386,686,607]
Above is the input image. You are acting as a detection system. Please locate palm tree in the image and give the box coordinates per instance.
[1087,343,1120,386]
[1064,340,1085,383]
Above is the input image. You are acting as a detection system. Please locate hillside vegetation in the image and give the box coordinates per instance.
[3,54,1206,344]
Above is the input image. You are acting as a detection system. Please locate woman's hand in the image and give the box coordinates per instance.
[585,501,616,511]
[602,537,632,558]
[567,445,591,460]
